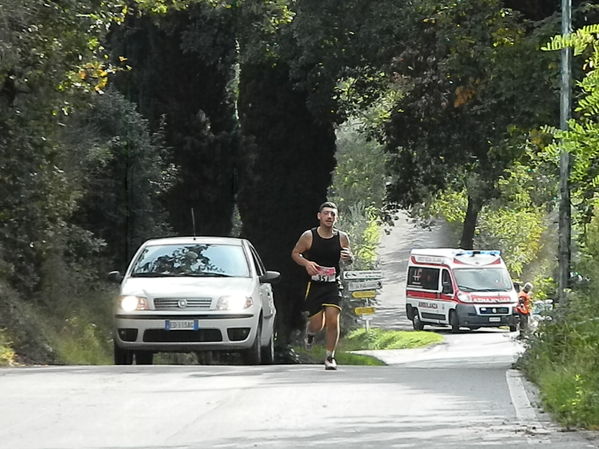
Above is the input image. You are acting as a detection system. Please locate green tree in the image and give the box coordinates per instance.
[0,0,125,292]
[110,2,239,237]
[384,0,560,249]
[543,22,599,226]
[237,60,337,340]
[520,20,599,430]
[328,120,387,214]
[66,89,173,269]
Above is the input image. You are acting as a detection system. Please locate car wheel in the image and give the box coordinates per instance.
[114,342,133,365]
[449,310,460,333]
[406,304,414,321]
[412,311,425,331]
[135,351,153,365]
[242,319,262,365]
[509,324,518,332]
[468,326,480,331]
[260,333,275,365]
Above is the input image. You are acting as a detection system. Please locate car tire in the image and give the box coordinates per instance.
[114,342,133,365]
[260,333,275,365]
[412,311,425,331]
[406,304,414,321]
[242,320,262,365]
[468,326,480,331]
[509,324,518,332]
[449,310,460,333]
[135,351,154,365]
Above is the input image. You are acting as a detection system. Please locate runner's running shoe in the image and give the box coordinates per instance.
[324,355,337,370]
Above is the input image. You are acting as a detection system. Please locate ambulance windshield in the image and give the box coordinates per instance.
[454,268,513,292]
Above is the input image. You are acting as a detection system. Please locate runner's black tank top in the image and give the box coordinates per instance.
[305,227,342,279]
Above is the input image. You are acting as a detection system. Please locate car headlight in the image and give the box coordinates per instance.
[119,295,150,312]
[216,295,254,311]
[457,292,473,303]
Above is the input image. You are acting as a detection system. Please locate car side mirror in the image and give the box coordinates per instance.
[260,270,280,284]
[442,283,453,294]
[107,271,124,283]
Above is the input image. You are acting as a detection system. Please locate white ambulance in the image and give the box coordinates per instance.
[405,249,519,332]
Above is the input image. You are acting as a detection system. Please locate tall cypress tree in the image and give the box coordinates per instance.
[110,4,238,237]
[237,61,336,343]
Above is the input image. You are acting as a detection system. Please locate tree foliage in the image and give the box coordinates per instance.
[328,120,387,214]
[384,0,560,248]
[0,0,126,293]
[66,89,173,269]
[110,2,239,237]
[237,58,337,339]
[542,21,599,226]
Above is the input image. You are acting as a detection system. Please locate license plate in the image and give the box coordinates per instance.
[165,319,199,331]
[489,317,501,322]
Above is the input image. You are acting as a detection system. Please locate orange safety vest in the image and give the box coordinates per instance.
[516,291,532,314]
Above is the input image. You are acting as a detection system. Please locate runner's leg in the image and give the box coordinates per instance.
[307,310,325,335]
[324,306,341,353]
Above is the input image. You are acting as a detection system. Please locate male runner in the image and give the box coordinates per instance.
[291,201,353,370]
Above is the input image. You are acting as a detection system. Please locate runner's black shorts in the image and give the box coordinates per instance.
[303,281,342,317]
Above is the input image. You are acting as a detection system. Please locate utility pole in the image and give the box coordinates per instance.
[558,0,572,305]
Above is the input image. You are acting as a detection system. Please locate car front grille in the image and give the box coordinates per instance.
[478,307,509,315]
[154,297,212,310]
[143,329,223,342]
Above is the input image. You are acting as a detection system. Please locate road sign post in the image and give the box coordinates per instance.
[343,270,383,331]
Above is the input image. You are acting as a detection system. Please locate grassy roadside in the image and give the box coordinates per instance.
[294,327,444,365]
[519,298,599,429]
[0,282,115,367]
[0,329,16,366]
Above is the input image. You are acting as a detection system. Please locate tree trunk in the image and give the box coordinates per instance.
[460,195,483,249]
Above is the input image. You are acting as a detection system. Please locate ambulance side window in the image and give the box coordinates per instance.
[442,270,453,294]
[407,267,440,291]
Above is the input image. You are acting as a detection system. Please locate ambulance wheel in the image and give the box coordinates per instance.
[449,310,460,333]
[509,324,518,332]
[412,312,425,331]
[406,304,415,321]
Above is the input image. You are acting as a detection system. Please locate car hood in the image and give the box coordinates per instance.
[121,276,256,298]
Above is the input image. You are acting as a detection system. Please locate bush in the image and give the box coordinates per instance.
[0,329,16,366]
[520,278,599,429]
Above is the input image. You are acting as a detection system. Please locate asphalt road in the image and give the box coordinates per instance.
[0,333,597,449]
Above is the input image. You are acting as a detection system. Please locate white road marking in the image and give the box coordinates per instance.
[506,369,551,445]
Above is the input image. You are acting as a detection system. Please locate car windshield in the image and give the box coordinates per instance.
[130,243,250,278]
[454,268,513,292]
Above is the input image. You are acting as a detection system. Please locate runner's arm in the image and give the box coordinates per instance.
[340,232,354,263]
[291,231,320,276]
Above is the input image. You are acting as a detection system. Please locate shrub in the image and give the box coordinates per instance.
[0,329,16,366]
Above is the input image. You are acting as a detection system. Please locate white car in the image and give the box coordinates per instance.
[109,237,279,365]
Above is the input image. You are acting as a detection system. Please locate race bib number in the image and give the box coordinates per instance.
[312,266,336,282]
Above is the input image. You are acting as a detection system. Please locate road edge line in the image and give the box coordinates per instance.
[506,368,538,423]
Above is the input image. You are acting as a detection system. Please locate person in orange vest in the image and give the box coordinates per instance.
[516,282,533,337]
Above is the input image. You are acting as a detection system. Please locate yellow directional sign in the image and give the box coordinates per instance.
[351,290,377,299]
[354,306,376,315]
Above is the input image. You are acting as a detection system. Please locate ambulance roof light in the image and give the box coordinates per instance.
[455,250,500,257]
